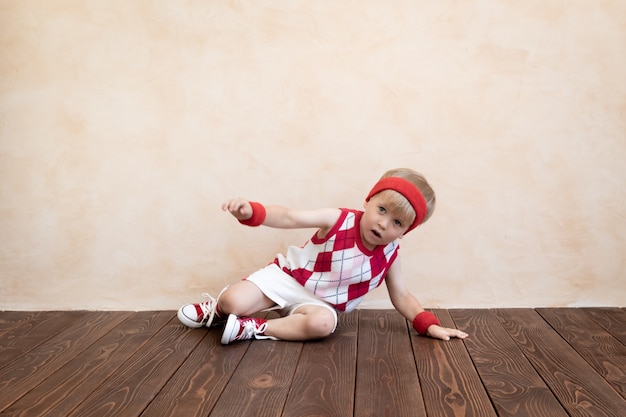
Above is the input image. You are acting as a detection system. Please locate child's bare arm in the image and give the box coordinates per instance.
[222,198,341,231]
[385,258,468,341]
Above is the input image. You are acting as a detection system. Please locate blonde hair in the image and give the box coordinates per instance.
[378,168,436,225]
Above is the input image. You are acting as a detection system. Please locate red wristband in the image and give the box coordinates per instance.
[238,201,266,227]
[412,311,440,335]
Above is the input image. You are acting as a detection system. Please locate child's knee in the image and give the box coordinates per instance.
[217,288,239,314]
[217,282,270,316]
[304,309,336,338]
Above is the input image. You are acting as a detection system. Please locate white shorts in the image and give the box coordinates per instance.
[245,263,338,333]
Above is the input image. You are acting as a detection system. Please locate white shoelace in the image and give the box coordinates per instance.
[198,293,217,326]
[239,318,269,340]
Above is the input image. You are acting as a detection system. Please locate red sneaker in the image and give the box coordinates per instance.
[221,315,277,344]
[177,292,225,328]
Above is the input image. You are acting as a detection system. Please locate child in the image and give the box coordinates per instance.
[178,168,468,344]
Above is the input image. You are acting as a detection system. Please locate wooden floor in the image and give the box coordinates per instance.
[0,308,625,417]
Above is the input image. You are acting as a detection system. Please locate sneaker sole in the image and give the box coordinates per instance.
[221,314,239,345]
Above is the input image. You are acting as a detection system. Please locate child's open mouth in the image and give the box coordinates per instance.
[372,229,381,239]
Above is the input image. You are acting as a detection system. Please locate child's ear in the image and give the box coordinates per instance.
[363,200,369,209]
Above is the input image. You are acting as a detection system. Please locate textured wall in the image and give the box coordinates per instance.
[1,1,625,310]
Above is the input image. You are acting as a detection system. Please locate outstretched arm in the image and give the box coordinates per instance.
[385,257,468,341]
[222,198,341,231]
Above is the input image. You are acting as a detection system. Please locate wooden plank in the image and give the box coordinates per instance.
[0,311,79,369]
[139,328,251,417]
[209,338,303,416]
[65,315,207,417]
[281,311,359,417]
[0,311,171,417]
[537,308,626,398]
[0,311,127,413]
[583,307,626,345]
[354,310,426,417]
[449,309,569,417]
[494,308,626,417]
[0,311,47,336]
[412,309,497,417]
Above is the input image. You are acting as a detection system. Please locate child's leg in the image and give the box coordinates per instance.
[218,280,276,317]
[263,305,336,341]
[221,304,336,344]
[218,264,338,343]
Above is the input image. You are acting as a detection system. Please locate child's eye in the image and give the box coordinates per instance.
[378,206,386,213]
[394,219,403,227]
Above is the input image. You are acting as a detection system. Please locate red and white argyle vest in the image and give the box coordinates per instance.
[274,209,400,312]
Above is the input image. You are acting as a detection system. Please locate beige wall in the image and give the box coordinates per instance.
[1,1,624,310]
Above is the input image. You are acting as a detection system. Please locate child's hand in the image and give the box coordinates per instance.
[426,325,468,341]
[222,198,253,221]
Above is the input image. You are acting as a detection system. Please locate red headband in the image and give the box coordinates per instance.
[365,177,428,233]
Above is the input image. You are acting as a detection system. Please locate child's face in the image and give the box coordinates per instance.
[360,194,411,249]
